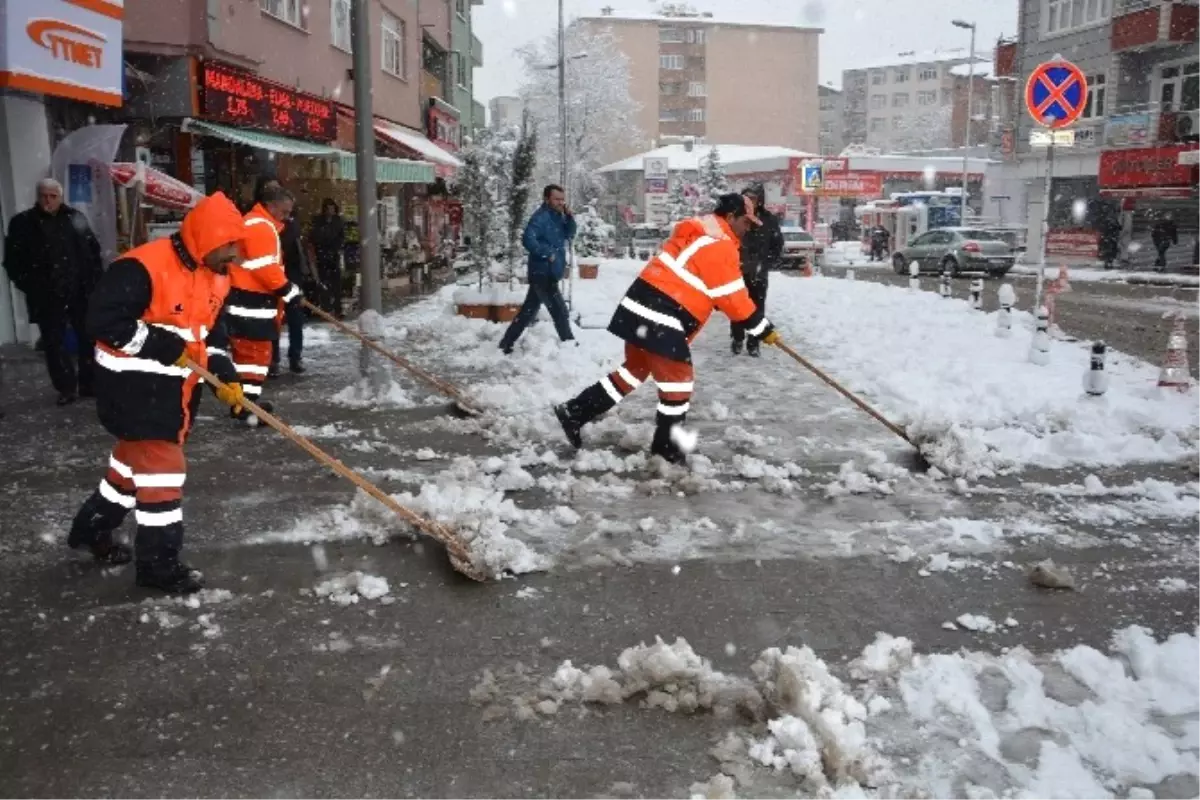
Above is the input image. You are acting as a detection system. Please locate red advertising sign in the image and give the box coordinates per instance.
[820,171,884,198]
[200,61,336,142]
[1098,144,1198,189]
[1046,228,1099,258]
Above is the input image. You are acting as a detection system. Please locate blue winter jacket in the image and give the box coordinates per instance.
[522,204,577,281]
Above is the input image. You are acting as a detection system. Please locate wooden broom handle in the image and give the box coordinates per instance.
[302,300,481,416]
[184,359,473,564]
[773,341,916,447]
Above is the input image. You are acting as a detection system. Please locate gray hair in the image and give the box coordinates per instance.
[37,178,63,195]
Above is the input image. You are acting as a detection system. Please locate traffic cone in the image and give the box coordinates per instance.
[1157,316,1192,391]
[802,263,813,277]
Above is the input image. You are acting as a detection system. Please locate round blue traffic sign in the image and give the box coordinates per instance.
[1024,60,1088,129]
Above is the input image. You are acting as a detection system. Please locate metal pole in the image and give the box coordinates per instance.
[961,24,975,221]
[351,0,382,376]
[557,0,567,192]
[1034,138,1054,312]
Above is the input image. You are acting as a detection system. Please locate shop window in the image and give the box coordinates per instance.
[260,0,305,29]
[331,0,352,52]
[382,13,407,79]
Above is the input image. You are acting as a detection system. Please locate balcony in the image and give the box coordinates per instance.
[471,33,483,67]
[1103,102,1200,147]
[1111,0,1198,51]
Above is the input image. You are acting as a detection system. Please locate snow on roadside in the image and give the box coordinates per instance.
[1012,264,1200,288]
[309,571,392,606]
[471,626,1200,799]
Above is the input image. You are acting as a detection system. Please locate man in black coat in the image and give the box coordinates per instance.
[731,185,783,357]
[3,178,104,405]
[308,198,346,318]
[1151,213,1179,271]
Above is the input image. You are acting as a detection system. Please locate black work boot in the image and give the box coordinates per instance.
[746,339,761,358]
[67,492,133,565]
[650,421,688,465]
[136,561,204,594]
[731,338,743,356]
[553,382,621,449]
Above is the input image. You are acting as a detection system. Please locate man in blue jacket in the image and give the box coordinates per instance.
[499,184,577,354]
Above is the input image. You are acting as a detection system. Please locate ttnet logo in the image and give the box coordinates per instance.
[26,19,107,69]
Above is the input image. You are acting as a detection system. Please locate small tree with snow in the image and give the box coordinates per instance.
[506,120,538,271]
[574,203,614,258]
[666,177,697,223]
[696,146,730,213]
[459,128,518,287]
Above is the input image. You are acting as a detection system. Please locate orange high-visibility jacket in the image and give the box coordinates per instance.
[225,204,301,340]
[88,192,245,443]
[608,214,773,362]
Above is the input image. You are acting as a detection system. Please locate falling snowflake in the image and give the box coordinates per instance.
[1071,198,1088,223]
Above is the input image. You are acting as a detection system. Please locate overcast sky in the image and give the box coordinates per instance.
[473,0,1018,103]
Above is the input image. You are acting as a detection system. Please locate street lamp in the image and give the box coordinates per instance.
[952,18,977,222]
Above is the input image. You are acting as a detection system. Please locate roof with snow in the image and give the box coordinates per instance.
[949,61,997,79]
[577,11,822,33]
[596,143,818,174]
[847,48,975,72]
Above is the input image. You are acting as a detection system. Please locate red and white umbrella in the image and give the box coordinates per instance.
[109,162,202,211]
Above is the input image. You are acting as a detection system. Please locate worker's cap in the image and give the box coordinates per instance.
[714,192,762,226]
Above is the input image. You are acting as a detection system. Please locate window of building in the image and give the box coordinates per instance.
[260,0,305,28]
[941,88,953,104]
[660,54,684,70]
[659,81,681,95]
[819,95,836,111]
[917,90,937,106]
[918,65,939,81]
[331,0,352,52]
[1045,0,1111,35]
[455,0,467,17]
[892,117,905,130]
[893,92,910,107]
[687,108,705,122]
[660,108,680,122]
[894,67,910,83]
[686,28,706,44]
[455,52,468,88]
[690,55,706,70]
[870,93,887,109]
[870,70,885,85]
[659,27,684,43]
[870,117,886,132]
[688,81,706,97]
[820,123,833,135]
[382,12,406,79]
[1158,61,1200,112]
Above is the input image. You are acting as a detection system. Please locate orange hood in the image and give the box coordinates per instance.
[668,214,734,244]
[180,192,246,265]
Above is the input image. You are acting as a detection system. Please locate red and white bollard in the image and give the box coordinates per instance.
[1157,316,1192,391]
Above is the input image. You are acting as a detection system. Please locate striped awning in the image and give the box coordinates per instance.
[183,119,340,156]
[338,153,434,184]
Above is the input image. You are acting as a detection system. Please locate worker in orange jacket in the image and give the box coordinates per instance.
[227,184,303,424]
[68,192,248,593]
[554,193,782,464]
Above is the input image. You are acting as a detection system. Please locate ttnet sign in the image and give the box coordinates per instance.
[0,0,124,107]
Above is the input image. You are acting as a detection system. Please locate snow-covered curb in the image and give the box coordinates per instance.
[1012,264,1200,288]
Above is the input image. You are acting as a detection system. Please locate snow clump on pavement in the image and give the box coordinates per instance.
[312,571,391,605]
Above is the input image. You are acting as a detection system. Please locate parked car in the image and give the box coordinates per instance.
[628,224,667,260]
[891,228,1016,277]
[778,227,824,269]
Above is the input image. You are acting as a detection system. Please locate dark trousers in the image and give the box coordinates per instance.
[316,255,343,317]
[730,274,769,343]
[1154,242,1170,269]
[271,304,305,366]
[38,304,93,396]
[499,277,574,350]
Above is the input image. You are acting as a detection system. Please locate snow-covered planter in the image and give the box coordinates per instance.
[452,284,526,323]
[577,257,601,280]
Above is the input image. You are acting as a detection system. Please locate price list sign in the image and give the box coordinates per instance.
[200,62,336,142]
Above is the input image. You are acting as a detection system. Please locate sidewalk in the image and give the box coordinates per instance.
[0,271,1196,797]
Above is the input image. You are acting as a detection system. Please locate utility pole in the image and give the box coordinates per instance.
[557,0,567,194]
[952,19,977,222]
[351,0,382,380]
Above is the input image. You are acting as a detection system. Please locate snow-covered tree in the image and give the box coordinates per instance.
[890,106,954,153]
[458,128,517,286]
[666,177,697,223]
[574,203,614,257]
[696,147,730,213]
[507,122,538,268]
[516,23,641,200]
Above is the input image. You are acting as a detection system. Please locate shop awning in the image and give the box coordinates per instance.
[110,162,203,210]
[374,121,462,171]
[183,119,340,157]
[337,153,435,184]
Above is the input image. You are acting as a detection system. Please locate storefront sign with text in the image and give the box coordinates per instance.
[1098,144,1198,189]
[200,62,336,141]
[0,0,124,106]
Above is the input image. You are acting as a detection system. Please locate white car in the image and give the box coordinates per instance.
[779,227,824,270]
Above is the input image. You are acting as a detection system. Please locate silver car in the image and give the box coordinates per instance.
[892,227,1016,277]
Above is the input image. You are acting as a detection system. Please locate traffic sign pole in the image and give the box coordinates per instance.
[1035,138,1054,313]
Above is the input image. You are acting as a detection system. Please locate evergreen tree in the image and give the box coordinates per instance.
[507,119,538,268]
[666,177,695,223]
[574,203,614,258]
[457,137,491,287]
[696,146,729,213]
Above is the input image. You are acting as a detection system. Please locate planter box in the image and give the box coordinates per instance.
[455,304,492,320]
[491,304,522,323]
[453,286,527,323]
[578,263,600,279]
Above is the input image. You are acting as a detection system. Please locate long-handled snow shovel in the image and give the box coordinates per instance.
[186,360,487,581]
[772,341,930,471]
[302,300,482,417]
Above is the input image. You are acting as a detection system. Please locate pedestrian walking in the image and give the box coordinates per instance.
[309,198,346,318]
[554,193,780,465]
[270,208,313,375]
[2,178,104,405]
[730,185,782,357]
[869,225,890,262]
[498,184,577,355]
[67,191,247,593]
[227,184,304,422]
[1152,213,1178,271]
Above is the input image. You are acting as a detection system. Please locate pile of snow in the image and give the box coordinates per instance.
[1012,264,1200,288]
[331,376,419,409]
[311,571,391,605]
[823,240,875,268]
[484,626,1200,799]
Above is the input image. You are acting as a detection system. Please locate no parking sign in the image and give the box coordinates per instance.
[1025,59,1088,128]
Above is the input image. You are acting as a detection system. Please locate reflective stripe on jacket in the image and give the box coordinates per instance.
[228,205,301,340]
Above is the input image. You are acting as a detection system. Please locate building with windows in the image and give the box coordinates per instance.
[575,6,821,161]
[450,0,486,138]
[990,0,1198,267]
[488,96,525,130]
[818,85,845,156]
[841,49,984,153]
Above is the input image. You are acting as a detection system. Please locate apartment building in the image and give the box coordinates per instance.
[450,0,486,137]
[990,0,1198,265]
[842,49,981,152]
[575,7,821,162]
[818,85,845,156]
[488,96,525,130]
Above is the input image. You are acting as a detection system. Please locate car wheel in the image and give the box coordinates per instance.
[941,256,960,278]
[892,254,907,275]
[988,267,1011,279]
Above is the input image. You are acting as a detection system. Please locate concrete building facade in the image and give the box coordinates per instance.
[818,84,845,156]
[487,96,525,130]
[575,8,821,162]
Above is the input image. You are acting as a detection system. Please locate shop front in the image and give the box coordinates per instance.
[1099,144,1199,265]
